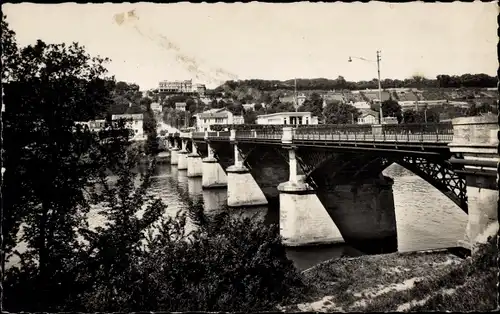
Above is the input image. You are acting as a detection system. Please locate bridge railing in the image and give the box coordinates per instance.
[192,132,205,139]
[293,124,372,141]
[209,131,230,140]
[293,122,454,143]
[235,128,283,140]
[380,122,453,142]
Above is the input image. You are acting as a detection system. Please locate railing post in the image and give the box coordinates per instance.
[204,130,209,140]
[436,125,439,142]
[282,127,294,145]
[230,129,236,142]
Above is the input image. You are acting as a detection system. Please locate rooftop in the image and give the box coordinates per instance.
[196,108,231,118]
[111,113,144,120]
[358,109,379,118]
[257,111,314,118]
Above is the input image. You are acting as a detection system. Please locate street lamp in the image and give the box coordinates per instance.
[348,51,384,124]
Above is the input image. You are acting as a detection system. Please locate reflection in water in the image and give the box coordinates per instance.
[202,188,228,214]
[187,177,203,205]
[383,164,468,252]
[177,169,188,191]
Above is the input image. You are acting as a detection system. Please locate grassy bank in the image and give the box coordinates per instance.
[279,237,497,312]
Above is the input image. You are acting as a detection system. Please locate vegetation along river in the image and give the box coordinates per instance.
[85,162,467,271]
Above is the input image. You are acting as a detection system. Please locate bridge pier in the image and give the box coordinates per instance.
[187,142,203,178]
[170,139,180,165]
[202,142,227,189]
[315,175,398,254]
[449,115,498,252]
[227,133,267,207]
[278,147,344,246]
[177,139,189,170]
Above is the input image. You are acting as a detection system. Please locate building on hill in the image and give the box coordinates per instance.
[175,102,187,111]
[194,83,206,96]
[151,102,162,113]
[256,111,318,125]
[352,101,371,110]
[158,79,206,95]
[323,92,347,103]
[362,90,391,103]
[279,93,307,108]
[194,108,244,131]
[357,109,379,125]
[242,103,257,111]
[75,120,107,133]
[111,113,145,141]
[159,80,193,93]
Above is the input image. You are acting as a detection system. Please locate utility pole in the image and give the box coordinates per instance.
[294,77,298,112]
[347,51,384,124]
[376,50,383,124]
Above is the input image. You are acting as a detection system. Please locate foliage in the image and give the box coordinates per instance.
[2,36,113,268]
[163,107,189,129]
[1,13,18,81]
[74,209,308,312]
[243,109,258,124]
[297,92,323,117]
[143,102,159,156]
[402,108,440,123]
[466,103,498,116]
[2,19,307,313]
[216,74,497,93]
[323,100,361,124]
[267,100,296,114]
[378,99,403,123]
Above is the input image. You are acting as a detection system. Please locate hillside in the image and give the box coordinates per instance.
[212,75,497,105]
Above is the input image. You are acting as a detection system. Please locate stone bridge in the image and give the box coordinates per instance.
[164,116,498,254]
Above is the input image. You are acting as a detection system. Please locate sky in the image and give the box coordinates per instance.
[3,2,498,90]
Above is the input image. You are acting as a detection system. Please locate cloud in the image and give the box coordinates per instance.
[113,9,238,85]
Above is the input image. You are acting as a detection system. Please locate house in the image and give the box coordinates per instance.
[357,109,379,125]
[111,113,145,141]
[279,93,307,108]
[74,119,106,133]
[256,111,319,125]
[175,102,187,112]
[89,119,106,133]
[242,103,257,111]
[151,102,162,113]
[352,101,371,110]
[194,108,244,131]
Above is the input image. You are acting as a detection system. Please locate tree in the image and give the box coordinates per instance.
[143,101,159,155]
[2,36,116,309]
[2,19,309,313]
[1,13,18,81]
[323,101,360,124]
[298,92,323,117]
[380,99,403,123]
[243,110,258,124]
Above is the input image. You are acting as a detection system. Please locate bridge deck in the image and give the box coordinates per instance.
[178,123,454,146]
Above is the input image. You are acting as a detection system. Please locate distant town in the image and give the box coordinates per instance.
[73,74,498,139]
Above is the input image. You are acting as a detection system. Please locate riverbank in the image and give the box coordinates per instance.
[279,238,497,312]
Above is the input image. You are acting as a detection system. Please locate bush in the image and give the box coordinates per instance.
[77,210,308,312]
[4,207,307,312]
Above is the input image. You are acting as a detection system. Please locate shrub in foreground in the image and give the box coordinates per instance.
[78,210,308,312]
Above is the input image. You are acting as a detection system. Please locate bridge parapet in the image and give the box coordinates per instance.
[179,131,191,138]
[447,115,498,252]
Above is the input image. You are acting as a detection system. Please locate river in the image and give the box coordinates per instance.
[7,163,468,271]
[132,163,468,270]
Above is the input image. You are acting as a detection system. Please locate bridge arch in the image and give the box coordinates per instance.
[303,151,468,213]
